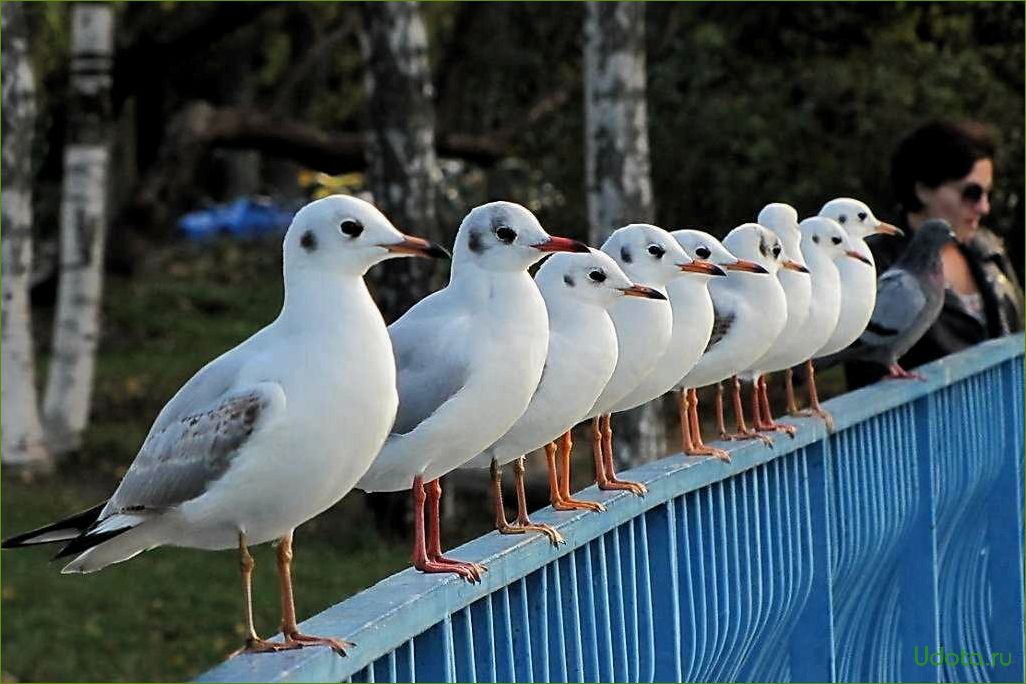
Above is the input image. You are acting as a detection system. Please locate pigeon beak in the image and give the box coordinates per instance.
[845,249,872,266]
[385,234,451,259]
[782,259,810,273]
[874,222,904,237]
[725,259,769,274]
[619,284,666,300]
[533,236,591,253]
[680,261,727,277]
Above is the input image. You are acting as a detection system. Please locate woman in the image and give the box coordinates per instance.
[846,121,1024,388]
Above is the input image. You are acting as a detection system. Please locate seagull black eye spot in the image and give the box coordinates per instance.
[772,245,782,258]
[832,236,843,245]
[563,274,575,287]
[588,269,606,283]
[495,226,517,243]
[837,214,847,224]
[812,234,820,244]
[857,211,868,222]
[300,230,318,252]
[648,244,665,258]
[695,246,711,259]
[339,219,364,237]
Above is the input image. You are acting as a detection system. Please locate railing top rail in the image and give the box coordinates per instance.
[197,333,1024,682]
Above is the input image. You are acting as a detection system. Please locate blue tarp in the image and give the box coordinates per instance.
[178,198,296,240]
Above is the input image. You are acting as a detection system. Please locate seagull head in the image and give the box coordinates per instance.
[452,201,588,272]
[601,223,702,287]
[757,203,809,274]
[721,223,776,275]
[670,229,733,279]
[535,249,665,309]
[819,197,904,240]
[283,195,449,276]
[799,216,871,266]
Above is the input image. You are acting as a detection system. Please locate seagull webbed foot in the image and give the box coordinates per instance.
[284,631,354,656]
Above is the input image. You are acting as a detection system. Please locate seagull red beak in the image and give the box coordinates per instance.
[385,234,451,259]
[874,222,904,237]
[680,261,727,276]
[845,249,872,266]
[725,259,769,274]
[783,259,810,273]
[619,284,666,300]
[533,236,590,253]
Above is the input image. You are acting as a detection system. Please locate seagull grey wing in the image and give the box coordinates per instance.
[705,306,736,353]
[102,383,285,517]
[859,268,926,347]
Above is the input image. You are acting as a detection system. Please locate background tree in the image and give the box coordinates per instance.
[1,1,51,474]
[584,1,671,467]
[42,3,116,455]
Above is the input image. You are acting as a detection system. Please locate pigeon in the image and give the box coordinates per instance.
[815,197,903,356]
[356,201,588,581]
[676,223,784,453]
[814,219,955,379]
[669,231,742,461]
[462,250,664,542]
[582,224,693,496]
[1,195,448,656]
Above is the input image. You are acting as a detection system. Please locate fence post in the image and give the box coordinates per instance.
[789,440,836,682]
[646,501,682,681]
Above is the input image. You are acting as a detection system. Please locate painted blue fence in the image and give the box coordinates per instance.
[198,334,1025,683]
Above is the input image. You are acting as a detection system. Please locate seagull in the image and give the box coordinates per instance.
[815,197,903,357]
[669,230,742,461]
[814,219,955,379]
[791,216,872,429]
[676,223,784,451]
[740,203,812,437]
[355,201,588,581]
[462,250,664,543]
[1,195,448,656]
[582,224,693,496]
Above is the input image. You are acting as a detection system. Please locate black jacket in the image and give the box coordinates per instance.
[845,225,1024,389]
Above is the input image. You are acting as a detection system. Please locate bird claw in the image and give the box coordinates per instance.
[415,557,485,583]
[599,479,647,496]
[799,408,836,433]
[756,422,797,438]
[284,632,354,657]
[721,430,773,447]
[553,497,606,513]
[685,446,732,463]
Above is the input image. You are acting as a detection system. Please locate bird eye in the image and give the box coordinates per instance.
[857,211,868,222]
[812,234,821,244]
[831,236,843,245]
[339,219,364,237]
[772,244,782,258]
[837,214,847,224]
[495,226,517,243]
[647,244,665,258]
[695,246,711,259]
[588,269,606,283]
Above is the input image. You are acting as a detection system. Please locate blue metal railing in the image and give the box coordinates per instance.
[198,334,1025,683]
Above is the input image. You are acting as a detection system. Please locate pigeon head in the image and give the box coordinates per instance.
[283,195,448,276]
[601,223,699,287]
[799,216,871,266]
[819,197,904,240]
[452,201,588,272]
[535,249,665,308]
[902,219,956,271]
[721,223,776,275]
[670,229,733,278]
[758,203,809,273]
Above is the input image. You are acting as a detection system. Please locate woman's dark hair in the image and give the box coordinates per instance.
[890,120,996,214]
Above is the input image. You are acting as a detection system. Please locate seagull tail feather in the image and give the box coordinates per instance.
[1,501,107,549]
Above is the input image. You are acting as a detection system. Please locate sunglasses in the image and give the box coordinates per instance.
[959,182,990,205]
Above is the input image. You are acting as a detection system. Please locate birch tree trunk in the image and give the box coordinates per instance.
[584,1,670,467]
[43,4,115,455]
[359,1,442,322]
[2,2,52,474]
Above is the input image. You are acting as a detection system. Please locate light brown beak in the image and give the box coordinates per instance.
[385,234,451,259]
[680,261,727,277]
[533,236,591,253]
[619,285,666,300]
[874,222,904,237]
[725,259,769,274]
[846,249,872,266]
[783,260,810,273]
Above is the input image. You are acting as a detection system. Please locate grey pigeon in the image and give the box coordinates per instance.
[817,219,956,379]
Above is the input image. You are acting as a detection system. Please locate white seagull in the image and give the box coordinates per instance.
[740,203,812,436]
[815,197,903,356]
[793,215,871,429]
[356,201,588,581]
[462,250,664,542]
[1,195,448,656]
[676,223,785,451]
[669,230,742,461]
[582,224,692,496]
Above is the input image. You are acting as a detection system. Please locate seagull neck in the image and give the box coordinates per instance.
[449,259,533,302]
[278,268,373,329]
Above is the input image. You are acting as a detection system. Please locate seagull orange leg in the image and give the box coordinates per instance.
[233,533,289,656]
[686,388,731,461]
[598,414,647,495]
[277,531,353,655]
[753,375,796,437]
[511,457,563,545]
[411,475,479,582]
[785,367,801,414]
[426,478,486,581]
[723,376,772,445]
[555,431,604,512]
[887,362,925,380]
[799,359,836,431]
[715,382,729,439]
[677,389,695,453]
[545,442,564,507]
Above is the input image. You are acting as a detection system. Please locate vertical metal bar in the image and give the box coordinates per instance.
[578,544,601,682]
[545,561,569,683]
[605,528,629,682]
[590,537,615,682]
[646,500,682,681]
[526,571,549,683]
[470,595,497,682]
[412,614,455,682]
[452,607,477,683]
[559,552,586,682]
[495,587,515,682]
